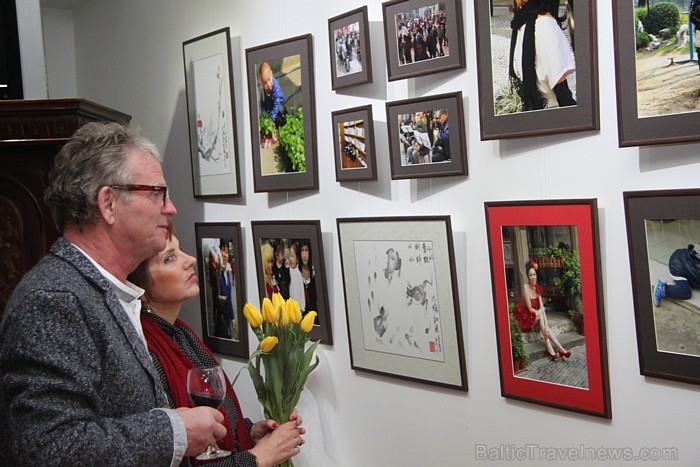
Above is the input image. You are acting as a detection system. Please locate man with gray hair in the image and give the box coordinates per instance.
[0,122,226,465]
[431,109,450,163]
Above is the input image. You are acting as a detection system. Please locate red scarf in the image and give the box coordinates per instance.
[141,314,253,456]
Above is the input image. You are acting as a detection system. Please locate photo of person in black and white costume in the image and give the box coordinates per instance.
[691,0,700,71]
[507,0,576,112]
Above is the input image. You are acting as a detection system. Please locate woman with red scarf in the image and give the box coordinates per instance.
[128,222,304,467]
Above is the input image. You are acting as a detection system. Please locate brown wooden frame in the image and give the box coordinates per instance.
[328,6,373,90]
[194,222,249,359]
[245,34,318,192]
[183,28,242,197]
[474,0,599,140]
[250,220,332,345]
[612,1,700,146]
[337,215,467,391]
[624,189,700,385]
[331,105,377,182]
[485,199,611,418]
[382,0,466,81]
[385,91,467,180]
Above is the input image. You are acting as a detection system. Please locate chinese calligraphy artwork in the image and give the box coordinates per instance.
[183,28,241,197]
[353,239,444,361]
[337,216,467,390]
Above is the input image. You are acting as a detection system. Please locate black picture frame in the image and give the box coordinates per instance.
[250,220,332,345]
[485,199,611,418]
[624,189,700,385]
[183,28,241,197]
[474,0,599,140]
[331,105,377,182]
[382,0,466,81]
[328,6,373,90]
[337,215,468,391]
[613,1,700,147]
[385,91,467,179]
[245,34,318,193]
[194,222,249,359]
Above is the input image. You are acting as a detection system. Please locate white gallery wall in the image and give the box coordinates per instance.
[39,1,699,466]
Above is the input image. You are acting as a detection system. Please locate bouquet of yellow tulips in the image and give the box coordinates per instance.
[242,293,320,451]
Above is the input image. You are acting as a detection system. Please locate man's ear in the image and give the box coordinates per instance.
[96,186,118,225]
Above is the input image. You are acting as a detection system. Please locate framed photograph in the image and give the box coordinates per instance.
[485,200,611,418]
[613,2,700,146]
[250,220,332,344]
[624,189,700,385]
[382,0,466,81]
[183,28,241,197]
[194,222,249,359]
[328,6,373,90]
[336,216,468,391]
[245,34,318,192]
[386,91,467,180]
[331,105,377,182]
[474,0,599,140]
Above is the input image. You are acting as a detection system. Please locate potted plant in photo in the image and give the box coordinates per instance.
[259,112,277,149]
[569,296,584,336]
[278,106,305,172]
[540,243,583,331]
[509,313,528,373]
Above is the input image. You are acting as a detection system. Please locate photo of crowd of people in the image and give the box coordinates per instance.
[334,22,363,77]
[394,2,449,66]
[200,237,240,341]
[397,108,450,166]
[259,237,318,323]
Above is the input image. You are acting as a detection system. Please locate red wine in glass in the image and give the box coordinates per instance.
[187,366,231,460]
[189,392,224,409]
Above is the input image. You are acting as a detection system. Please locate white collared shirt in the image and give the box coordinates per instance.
[72,244,147,347]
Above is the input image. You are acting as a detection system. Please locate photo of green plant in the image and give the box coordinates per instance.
[255,54,306,175]
[246,34,317,192]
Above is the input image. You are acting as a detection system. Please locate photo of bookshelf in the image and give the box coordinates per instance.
[339,118,367,169]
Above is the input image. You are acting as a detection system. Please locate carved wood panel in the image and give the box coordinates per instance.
[0,99,130,321]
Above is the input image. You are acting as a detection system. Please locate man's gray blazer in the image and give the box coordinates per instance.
[0,237,177,465]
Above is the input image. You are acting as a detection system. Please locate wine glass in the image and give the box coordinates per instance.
[187,366,231,460]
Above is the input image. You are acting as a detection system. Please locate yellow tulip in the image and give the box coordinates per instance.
[262,297,278,323]
[243,303,263,328]
[272,292,286,310]
[286,298,302,324]
[259,336,279,352]
[300,311,317,333]
[280,304,290,326]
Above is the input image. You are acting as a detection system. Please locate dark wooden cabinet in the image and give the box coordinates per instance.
[0,99,131,319]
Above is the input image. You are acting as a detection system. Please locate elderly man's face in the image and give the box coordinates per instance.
[115,148,177,261]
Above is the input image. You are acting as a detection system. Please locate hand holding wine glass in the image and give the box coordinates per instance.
[187,366,231,460]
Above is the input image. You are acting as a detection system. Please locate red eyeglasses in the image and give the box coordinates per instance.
[110,184,169,207]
